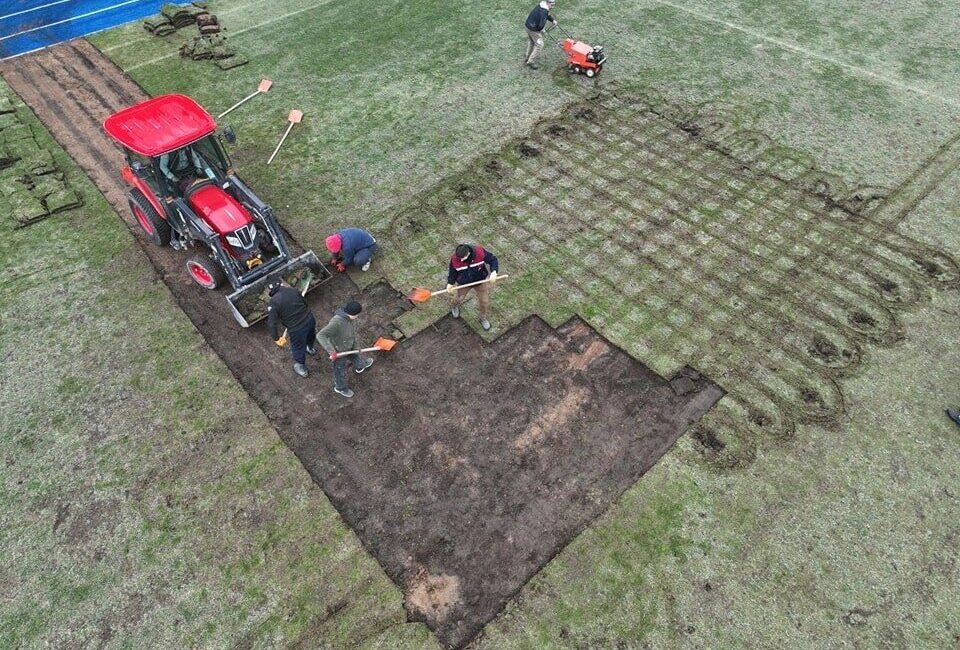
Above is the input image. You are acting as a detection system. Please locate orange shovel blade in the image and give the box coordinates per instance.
[408,287,433,303]
[374,337,398,351]
[258,78,273,92]
[288,109,303,123]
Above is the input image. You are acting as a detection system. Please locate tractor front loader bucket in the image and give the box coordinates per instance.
[227,251,331,327]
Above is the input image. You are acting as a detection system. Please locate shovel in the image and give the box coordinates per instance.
[275,270,313,348]
[408,274,509,304]
[218,79,273,118]
[335,337,398,358]
[267,109,303,164]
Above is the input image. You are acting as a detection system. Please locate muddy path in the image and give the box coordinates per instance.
[1,41,723,648]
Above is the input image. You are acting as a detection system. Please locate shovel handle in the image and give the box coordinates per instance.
[267,121,295,165]
[433,273,509,296]
[336,347,380,358]
[217,89,260,118]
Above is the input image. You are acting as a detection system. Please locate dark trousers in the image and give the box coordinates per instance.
[332,355,370,390]
[288,314,316,365]
[352,243,378,268]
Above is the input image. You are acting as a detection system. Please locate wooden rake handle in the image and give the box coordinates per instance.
[434,273,509,296]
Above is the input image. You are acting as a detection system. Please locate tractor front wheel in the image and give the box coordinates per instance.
[572,65,582,75]
[128,189,170,246]
[585,68,595,78]
[186,254,225,290]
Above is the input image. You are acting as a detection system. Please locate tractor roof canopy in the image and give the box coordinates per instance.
[104,94,217,157]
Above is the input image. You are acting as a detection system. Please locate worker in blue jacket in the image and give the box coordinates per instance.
[325,228,378,272]
[524,0,557,69]
[446,243,499,331]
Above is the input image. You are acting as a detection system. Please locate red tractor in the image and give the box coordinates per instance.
[104,94,325,327]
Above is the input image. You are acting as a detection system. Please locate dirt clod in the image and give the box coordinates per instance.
[518,142,540,158]
[693,426,725,452]
[808,335,840,363]
[912,256,943,279]
[849,311,877,328]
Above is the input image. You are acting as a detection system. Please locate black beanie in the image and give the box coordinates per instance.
[344,301,362,316]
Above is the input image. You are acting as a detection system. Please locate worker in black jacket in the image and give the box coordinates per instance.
[524,0,557,69]
[266,280,317,378]
[446,243,500,331]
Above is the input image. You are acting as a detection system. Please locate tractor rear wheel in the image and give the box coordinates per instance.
[186,254,225,290]
[585,68,595,78]
[129,189,170,246]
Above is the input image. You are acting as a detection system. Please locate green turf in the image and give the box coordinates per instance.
[5,0,956,646]
[0,81,433,649]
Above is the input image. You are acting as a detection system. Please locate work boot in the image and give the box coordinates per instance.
[293,363,308,378]
[335,386,354,398]
[306,345,317,356]
[480,318,491,331]
[947,408,960,427]
[355,358,374,373]
[361,260,371,272]
[526,62,540,70]
[451,305,461,319]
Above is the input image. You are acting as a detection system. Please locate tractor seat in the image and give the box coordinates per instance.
[182,177,218,198]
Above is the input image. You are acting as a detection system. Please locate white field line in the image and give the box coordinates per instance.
[0,0,143,41]
[123,0,334,72]
[647,0,960,108]
[0,0,72,23]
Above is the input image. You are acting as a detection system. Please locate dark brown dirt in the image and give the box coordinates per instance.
[2,42,724,648]
[518,141,540,158]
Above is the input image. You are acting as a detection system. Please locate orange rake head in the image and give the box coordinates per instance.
[257,78,273,93]
[407,287,433,303]
[288,109,303,123]
[373,337,398,351]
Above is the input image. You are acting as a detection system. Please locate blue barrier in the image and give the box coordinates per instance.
[0,0,166,59]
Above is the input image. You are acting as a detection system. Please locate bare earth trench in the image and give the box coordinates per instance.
[0,40,723,647]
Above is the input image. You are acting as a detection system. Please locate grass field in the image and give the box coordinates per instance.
[2,0,959,647]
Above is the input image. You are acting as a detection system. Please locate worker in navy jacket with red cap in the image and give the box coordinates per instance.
[325,227,377,272]
[446,243,499,331]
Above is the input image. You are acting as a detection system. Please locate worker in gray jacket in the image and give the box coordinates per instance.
[316,301,373,398]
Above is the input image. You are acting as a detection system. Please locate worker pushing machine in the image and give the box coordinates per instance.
[446,243,500,331]
[317,301,374,398]
[524,0,558,69]
[325,227,378,273]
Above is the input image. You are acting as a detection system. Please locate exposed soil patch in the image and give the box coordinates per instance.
[849,310,877,328]
[912,256,944,279]
[518,141,540,158]
[693,426,725,452]
[4,43,724,648]
[280,312,720,648]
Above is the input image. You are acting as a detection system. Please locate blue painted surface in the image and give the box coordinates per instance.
[0,0,166,59]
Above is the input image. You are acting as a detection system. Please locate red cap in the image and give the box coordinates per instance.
[325,234,342,253]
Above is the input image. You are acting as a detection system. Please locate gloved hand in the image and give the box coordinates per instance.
[488,271,498,284]
[445,283,457,294]
[329,351,339,361]
[275,335,287,348]
[335,261,346,273]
